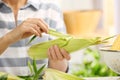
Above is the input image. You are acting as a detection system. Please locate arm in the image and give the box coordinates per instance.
[0,34,12,54]
[0,18,48,54]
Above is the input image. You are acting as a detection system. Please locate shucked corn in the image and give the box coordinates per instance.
[111,35,120,50]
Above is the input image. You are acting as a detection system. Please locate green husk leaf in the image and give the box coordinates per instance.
[28,27,115,60]
[28,38,68,59]
[27,35,36,45]
[32,59,37,74]
[63,38,99,53]
[23,61,46,80]
[102,35,117,41]
[43,68,84,80]
[28,61,33,75]
[33,64,46,80]
[48,28,72,39]
[28,37,108,60]
[27,28,72,44]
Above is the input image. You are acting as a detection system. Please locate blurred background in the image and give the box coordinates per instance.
[48,0,120,77]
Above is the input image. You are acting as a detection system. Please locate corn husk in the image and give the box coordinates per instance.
[28,37,108,59]
[28,28,114,60]
[43,68,84,80]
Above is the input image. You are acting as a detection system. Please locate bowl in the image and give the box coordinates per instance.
[99,46,120,74]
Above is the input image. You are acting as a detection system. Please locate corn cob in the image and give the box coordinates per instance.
[28,37,106,60]
[28,28,114,60]
[111,35,120,50]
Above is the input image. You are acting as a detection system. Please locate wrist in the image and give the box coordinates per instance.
[4,29,22,44]
[1,34,12,46]
[3,31,18,45]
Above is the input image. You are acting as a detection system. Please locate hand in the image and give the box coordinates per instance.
[5,18,48,44]
[47,45,71,72]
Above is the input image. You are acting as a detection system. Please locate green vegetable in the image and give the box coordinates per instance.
[27,36,37,45]
[28,37,109,59]
[19,60,46,80]
[0,59,84,80]
[28,38,67,59]
[24,60,46,80]
[48,28,72,39]
[28,28,114,60]
[33,64,46,80]
[72,48,118,77]
[26,60,84,80]
[43,68,84,80]
[33,59,37,74]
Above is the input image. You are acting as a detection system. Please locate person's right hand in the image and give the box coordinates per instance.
[5,18,49,45]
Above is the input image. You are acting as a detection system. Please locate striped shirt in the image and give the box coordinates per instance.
[0,0,66,76]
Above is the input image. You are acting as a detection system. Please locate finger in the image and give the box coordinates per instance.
[38,28,42,37]
[27,18,48,33]
[29,27,40,36]
[49,46,58,60]
[18,21,40,36]
[61,48,71,60]
[37,19,48,33]
[32,24,42,36]
[27,23,43,37]
[53,45,63,60]
[33,25,42,37]
[30,24,43,37]
[47,48,52,60]
[39,19,49,29]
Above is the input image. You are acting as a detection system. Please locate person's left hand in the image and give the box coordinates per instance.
[47,45,71,72]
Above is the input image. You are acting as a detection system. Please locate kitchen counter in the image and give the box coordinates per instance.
[85,77,120,80]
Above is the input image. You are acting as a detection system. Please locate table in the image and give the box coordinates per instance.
[85,77,120,80]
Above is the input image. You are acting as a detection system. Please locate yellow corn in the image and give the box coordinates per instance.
[111,35,120,50]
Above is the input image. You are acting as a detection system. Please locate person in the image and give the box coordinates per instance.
[0,0,71,76]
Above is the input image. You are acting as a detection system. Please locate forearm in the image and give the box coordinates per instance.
[0,34,12,54]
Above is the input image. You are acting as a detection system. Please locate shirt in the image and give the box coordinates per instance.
[0,0,66,76]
